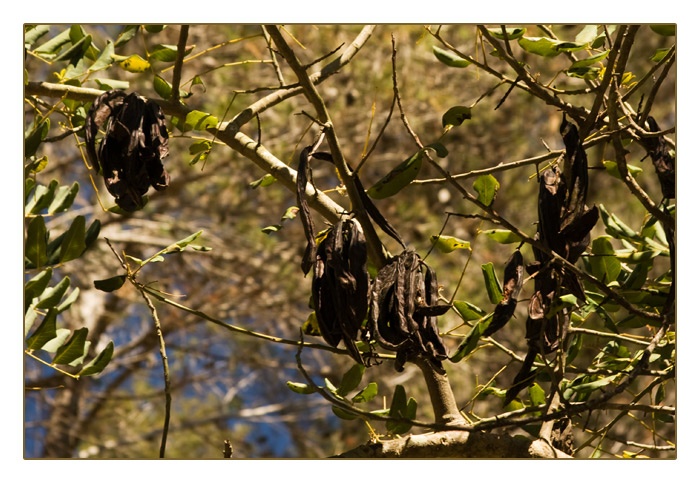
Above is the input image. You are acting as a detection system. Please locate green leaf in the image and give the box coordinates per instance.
[650,47,672,62]
[602,160,642,179]
[94,78,130,91]
[174,230,203,249]
[150,43,194,62]
[33,27,71,57]
[25,268,54,309]
[47,182,79,214]
[387,385,416,434]
[569,375,617,394]
[324,378,339,394]
[473,174,499,206]
[40,328,71,353]
[517,36,562,57]
[36,276,71,309]
[114,25,139,48]
[26,309,58,351]
[650,25,675,36]
[250,174,277,189]
[59,216,86,263]
[25,25,50,48]
[481,262,503,304]
[88,41,114,72]
[432,46,471,68]
[25,216,48,268]
[566,333,583,365]
[517,36,586,57]
[367,151,423,199]
[487,27,526,40]
[332,406,359,420]
[85,219,102,249]
[442,106,472,128]
[590,236,622,284]
[598,204,638,239]
[154,74,173,99]
[52,328,90,366]
[565,66,601,80]
[483,229,521,244]
[286,381,316,395]
[93,275,126,292]
[574,25,599,45]
[388,384,407,417]
[78,341,114,376]
[176,110,219,132]
[430,235,471,253]
[144,25,167,33]
[337,364,365,397]
[450,314,493,362]
[25,156,48,177]
[56,287,80,313]
[54,34,92,63]
[569,50,610,69]
[352,382,378,403]
[453,300,487,322]
[25,119,49,158]
[26,179,59,215]
[528,382,546,406]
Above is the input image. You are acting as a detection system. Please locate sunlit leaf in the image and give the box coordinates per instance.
[442,106,472,128]
[26,309,58,350]
[36,276,71,309]
[574,25,599,45]
[488,27,526,40]
[453,300,487,322]
[286,381,316,394]
[150,43,194,62]
[119,54,151,73]
[352,382,378,403]
[433,46,471,68]
[481,262,503,304]
[430,234,471,253]
[473,174,500,206]
[483,229,521,244]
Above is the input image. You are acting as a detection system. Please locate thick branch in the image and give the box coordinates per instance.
[335,430,570,458]
[265,24,387,268]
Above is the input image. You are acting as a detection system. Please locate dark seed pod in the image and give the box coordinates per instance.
[638,116,675,199]
[85,90,170,211]
[505,116,599,403]
[311,219,370,366]
[368,249,448,371]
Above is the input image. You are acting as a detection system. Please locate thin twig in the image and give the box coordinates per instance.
[136,285,172,459]
[261,25,286,85]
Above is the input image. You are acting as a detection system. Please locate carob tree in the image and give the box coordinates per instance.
[24,23,675,459]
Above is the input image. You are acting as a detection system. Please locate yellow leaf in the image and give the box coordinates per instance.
[119,54,150,73]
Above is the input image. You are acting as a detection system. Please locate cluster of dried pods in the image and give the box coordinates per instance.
[504,115,599,405]
[296,146,449,369]
[85,90,170,211]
